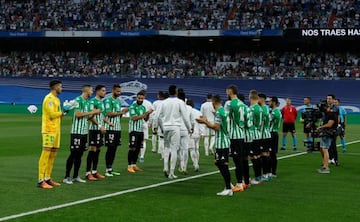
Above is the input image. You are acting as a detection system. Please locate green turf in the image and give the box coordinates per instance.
[0,114,359,222]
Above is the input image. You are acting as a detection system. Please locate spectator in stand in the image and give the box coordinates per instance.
[1,0,359,31]
[1,51,359,79]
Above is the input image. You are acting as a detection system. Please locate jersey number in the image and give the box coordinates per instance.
[73,138,81,146]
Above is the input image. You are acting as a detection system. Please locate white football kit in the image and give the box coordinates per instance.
[155,96,192,178]
[200,100,215,155]
[139,99,153,162]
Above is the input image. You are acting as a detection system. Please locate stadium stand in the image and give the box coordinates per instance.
[1,51,359,79]
[0,1,359,80]
[0,0,359,31]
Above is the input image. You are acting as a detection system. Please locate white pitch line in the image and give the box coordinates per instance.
[1,140,359,221]
[336,140,360,146]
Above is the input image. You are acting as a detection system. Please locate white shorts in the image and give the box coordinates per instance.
[152,127,163,136]
[164,127,180,151]
[180,133,190,150]
[202,127,215,136]
[188,137,200,149]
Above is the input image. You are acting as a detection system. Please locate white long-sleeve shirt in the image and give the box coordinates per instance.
[190,107,203,138]
[180,104,194,132]
[156,96,192,131]
[149,99,163,126]
[200,101,215,123]
[142,99,153,112]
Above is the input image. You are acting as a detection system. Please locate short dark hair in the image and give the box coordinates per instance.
[249,90,258,100]
[139,90,147,96]
[270,96,279,104]
[177,88,186,101]
[206,94,213,99]
[335,98,340,102]
[186,99,195,108]
[327,94,335,99]
[137,90,145,96]
[304,96,311,101]
[169,85,177,96]
[258,93,266,99]
[158,91,165,99]
[227,85,238,95]
[238,93,245,103]
[49,79,62,88]
[212,94,222,104]
[113,84,121,90]
[95,85,105,92]
[82,84,92,92]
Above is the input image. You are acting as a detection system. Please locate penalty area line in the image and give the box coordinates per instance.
[1,140,359,221]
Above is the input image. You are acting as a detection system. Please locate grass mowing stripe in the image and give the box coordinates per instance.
[1,140,359,222]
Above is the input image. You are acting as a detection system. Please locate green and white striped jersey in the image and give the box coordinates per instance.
[261,105,272,139]
[270,107,282,132]
[244,106,254,143]
[129,102,146,132]
[251,103,263,140]
[227,98,246,139]
[71,96,90,135]
[89,97,105,130]
[214,106,230,149]
[104,96,122,131]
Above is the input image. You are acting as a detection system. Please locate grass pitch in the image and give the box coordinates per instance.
[0,113,359,222]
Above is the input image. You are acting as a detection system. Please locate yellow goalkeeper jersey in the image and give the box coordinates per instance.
[42,92,62,133]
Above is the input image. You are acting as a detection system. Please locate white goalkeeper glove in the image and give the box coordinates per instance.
[63,100,79,114]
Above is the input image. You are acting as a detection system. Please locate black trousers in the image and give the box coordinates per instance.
[328,135,338,162]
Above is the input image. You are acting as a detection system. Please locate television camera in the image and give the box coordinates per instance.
[302,100,336,151]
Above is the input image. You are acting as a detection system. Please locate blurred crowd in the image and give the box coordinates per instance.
[1,51,359,79]
[1,1,358,80]
[229,0,360,30]
[0,0,359,31]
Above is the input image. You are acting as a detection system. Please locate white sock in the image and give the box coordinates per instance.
[183,149,189,171]
[189,148,199,168]
[163,148,170,172]
[196,149,200,164]
[152,135,157,152]
[204,137,209,156]
[178,149,184,171]
[158,138,164,158]
[170,148,177,173]
[209,136,215,153]
[140,141,146,158]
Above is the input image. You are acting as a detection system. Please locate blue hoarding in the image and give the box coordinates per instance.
[0,31,45,37]
[0,77,359,113]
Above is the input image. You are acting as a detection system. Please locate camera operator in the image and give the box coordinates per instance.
[327,94,340,166]
[316,102,338,174]
[301,97,316,152]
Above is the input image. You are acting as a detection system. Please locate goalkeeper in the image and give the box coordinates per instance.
[37,80,64,189]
